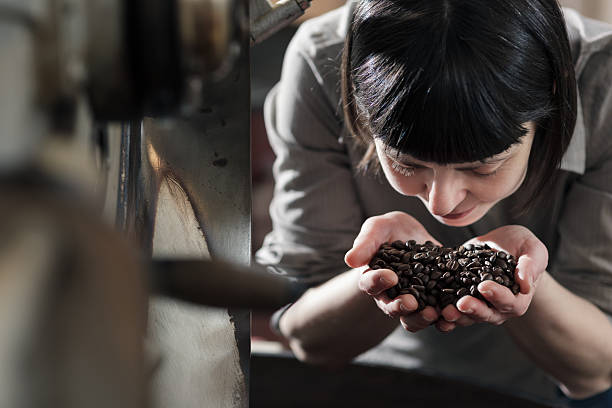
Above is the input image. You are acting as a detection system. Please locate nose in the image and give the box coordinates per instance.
[424,170,467,216]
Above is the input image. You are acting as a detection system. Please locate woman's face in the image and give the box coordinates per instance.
[375,122,535,227]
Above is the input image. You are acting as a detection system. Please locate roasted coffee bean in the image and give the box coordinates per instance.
[391,240,406,250]
[446,260,459,271]
[407,287,420,298]
[411,277,424,286]
[495,258,508,269]
[414,263,424,274]
[430,271,442,280]
[457,287,469,298]
[426,280,437,290]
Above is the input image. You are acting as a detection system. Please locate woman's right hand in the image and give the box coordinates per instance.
[344,211,443,333]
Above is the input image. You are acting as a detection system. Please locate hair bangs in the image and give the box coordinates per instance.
[378,58,530,164]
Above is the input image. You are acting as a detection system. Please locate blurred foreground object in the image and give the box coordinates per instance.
[250,0,311,44]
[0,175,147,408]
[0,0,301,407]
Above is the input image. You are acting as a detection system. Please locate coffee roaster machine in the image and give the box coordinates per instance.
[0,1,310,407]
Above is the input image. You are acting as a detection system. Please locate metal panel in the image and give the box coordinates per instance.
[124,18,251,407]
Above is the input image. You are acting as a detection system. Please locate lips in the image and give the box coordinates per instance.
[440,206,475,220]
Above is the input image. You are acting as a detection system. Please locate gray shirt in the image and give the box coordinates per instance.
[256,3,612,404]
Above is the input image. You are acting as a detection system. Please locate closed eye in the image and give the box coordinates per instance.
[390,160,416,177]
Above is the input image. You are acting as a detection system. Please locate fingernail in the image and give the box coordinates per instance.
[400,303,409,313]
[518,270,526,281]
[446,316,458,322]
[423,314,434,322]
[379,276,389,285]
[480,290,492,297]
[461,307,473,314]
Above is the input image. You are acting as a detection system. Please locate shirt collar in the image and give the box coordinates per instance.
[560,92,586,174]
[560,10,586,175]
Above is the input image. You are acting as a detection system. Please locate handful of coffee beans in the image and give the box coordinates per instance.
[369,240,519,311]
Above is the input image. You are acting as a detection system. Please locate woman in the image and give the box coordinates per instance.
[256,0,612,405]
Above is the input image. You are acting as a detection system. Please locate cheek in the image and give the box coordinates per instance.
[380,164,424,196]
[469,169,527,203]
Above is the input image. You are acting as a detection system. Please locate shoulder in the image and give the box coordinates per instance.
[564,9,612,171]
[281,5,350,106]
[564,8,612,66]
[288,5,349,65]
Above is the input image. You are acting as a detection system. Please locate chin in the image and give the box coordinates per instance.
[435,216,479,227]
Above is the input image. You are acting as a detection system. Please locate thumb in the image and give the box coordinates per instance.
[345,219,391,268]
[516,237,548,294]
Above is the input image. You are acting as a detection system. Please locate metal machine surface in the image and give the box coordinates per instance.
[0,0,307,407]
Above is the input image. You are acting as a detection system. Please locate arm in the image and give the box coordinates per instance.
[256,26,394,364]
[279,268,398,366]
[505,271,612,399]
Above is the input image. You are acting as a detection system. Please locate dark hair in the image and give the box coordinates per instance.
[341,0,577,212]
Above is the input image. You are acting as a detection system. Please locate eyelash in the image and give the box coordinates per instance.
[389,156,500,178]
[471,169,498,178]
[391,160,416,177]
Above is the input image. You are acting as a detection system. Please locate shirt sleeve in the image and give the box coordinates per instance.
[255,27,365,287]
[549,49,612,318]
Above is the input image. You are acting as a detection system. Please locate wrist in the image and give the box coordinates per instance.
[527,270,553,311]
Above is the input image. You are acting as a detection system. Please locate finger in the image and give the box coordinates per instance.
[345,218,392,268]
[358,268,398,296]
[478,281,531,316]
[440,304,463,322]
[373,296,394,316]
[515,236,548,294]
[440,304,476,327]
[435,319,456,333]
[456,295,504,326]
[398,306,438,331]
[385,295,419,317]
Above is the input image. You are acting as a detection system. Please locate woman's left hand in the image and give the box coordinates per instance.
[435,225,549,332]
